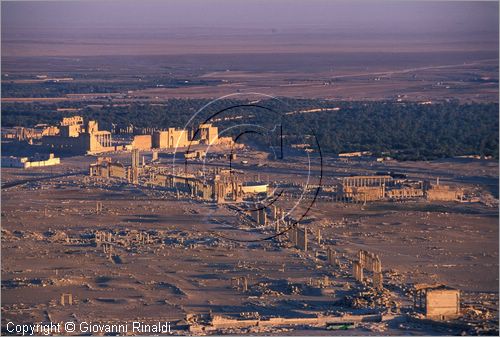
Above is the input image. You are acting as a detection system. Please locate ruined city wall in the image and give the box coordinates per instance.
[132,135,152,150]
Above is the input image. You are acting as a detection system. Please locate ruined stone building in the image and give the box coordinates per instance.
[41,116,114,155]
[386,182,425,200]
[89,157,128,180]
[341,185,385,203]
[153,128,191,149]
[131,135,152,150]
[413,284,460,320]
[60,116,85,137]
[2,124,60,141]
[145,124,234,150]
[152,171,246,203]
[198,124,219,145]
[336,175,391,203]
[193,123,234,146]
[334,175,462,203]
[425,179,464,202]
[6,115,236,159]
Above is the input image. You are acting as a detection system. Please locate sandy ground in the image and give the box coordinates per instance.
[2,52,498,103]
[1,152,498,335]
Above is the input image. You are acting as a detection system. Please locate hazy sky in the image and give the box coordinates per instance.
[2,1,498,56]
[3,1,498,32]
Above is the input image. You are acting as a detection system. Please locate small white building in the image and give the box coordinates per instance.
[2,153,60,169]
[241,183,268,194]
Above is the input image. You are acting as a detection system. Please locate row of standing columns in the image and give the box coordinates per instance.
[353,249,383,289]
[342,176,390,187]
[288,225,308,251]
[95,133,112,147]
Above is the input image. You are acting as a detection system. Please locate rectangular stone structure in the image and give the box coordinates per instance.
[414,284,460,320]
